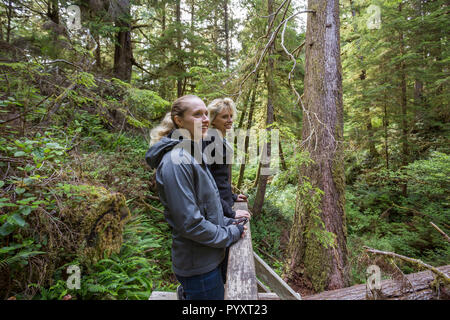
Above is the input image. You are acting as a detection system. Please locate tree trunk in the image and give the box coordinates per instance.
[273,113,287,171]
[224,0,230,69]
[383,95,389,170]
[176,0,183,97]
[160,2,167,99]
[285,0,349,293]
[5,0,13,43]
[359,70,377,162]
[189,0,196,92]
[252,0,275,217]
[94,33,101,70]
[234,87,251,150]
[212,8,219,70]
[398,3,408,197]
[113,0,132,82]
[47,0,59,24]
[238,74,259,189]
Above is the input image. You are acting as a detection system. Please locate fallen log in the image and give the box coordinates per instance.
[301,265,450,300]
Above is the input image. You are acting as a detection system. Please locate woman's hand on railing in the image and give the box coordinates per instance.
[235,194,248,202]
[235,209,251,220]
[233,218,249,239]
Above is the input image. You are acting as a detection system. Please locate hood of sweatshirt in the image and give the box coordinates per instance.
[145,136,181,169]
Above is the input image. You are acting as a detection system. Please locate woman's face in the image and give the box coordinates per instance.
[212,107,234,134]
[174,97,209,140]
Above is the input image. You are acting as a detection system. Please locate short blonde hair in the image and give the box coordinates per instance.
[207,98,237,128]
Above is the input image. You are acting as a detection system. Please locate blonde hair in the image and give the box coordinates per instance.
[150,95,200,145]
[207,98,237,128]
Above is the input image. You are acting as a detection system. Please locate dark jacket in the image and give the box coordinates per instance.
[145,135,242,277]
[202,131,238,219]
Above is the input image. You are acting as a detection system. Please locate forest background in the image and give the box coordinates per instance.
[0,0,448,299]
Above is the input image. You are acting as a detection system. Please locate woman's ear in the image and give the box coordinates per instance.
[173,115,183,128]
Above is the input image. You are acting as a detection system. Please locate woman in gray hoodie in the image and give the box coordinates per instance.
[145,95,245,300]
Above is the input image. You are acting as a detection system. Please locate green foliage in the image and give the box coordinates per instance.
[124,88,170,127]
[0,131,72,297]
[346,151,450,283]
[249,192,291,276]
[188,67,232,101]
[1,0,448,299]
[0,133,68,238]
[34,211,175,300]
[70,72,97,89]
[405,152,449,199]
[297,179,337,250]
[0,239,45,270]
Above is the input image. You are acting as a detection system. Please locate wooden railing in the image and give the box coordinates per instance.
[224,201,258,299]
[224,201,301,300]
[149,201,301,300]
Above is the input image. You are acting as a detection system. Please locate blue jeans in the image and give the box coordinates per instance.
[175,265,224,300]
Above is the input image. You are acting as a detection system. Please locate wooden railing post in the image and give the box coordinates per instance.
[224,201,258,300]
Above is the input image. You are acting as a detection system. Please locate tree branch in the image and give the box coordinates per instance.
[363,246,450,286]
[430,222,450,243]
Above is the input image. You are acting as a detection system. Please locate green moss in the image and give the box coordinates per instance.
[304,233,331,292]
[58,184,131,264]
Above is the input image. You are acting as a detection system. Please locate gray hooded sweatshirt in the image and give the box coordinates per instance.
[145,136,242,277]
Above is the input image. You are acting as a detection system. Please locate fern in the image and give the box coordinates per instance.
[0,251,45,270]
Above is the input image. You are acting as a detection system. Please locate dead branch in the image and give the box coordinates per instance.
[363,246,450,286]
[430,222,450,243]
[146,195,160,201]
[140,199,164,214]
[236,7,315,100]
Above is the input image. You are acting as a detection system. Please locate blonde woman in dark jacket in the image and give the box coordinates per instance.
[145,95,246,300]
[203,98,251,220]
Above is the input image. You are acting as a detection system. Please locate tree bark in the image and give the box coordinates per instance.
[238,74,259,189]
[234,87,251,150]
[383,94,389,170]
[94,33,101,70]
[5,0,13,43]
[273,113,287,171]
[176,0,183,97]
[253,0,275,217]
[398,3,408,197]
[189,0,196,92]
[224,0,230,69]
[47,0,59,24]
[113,0,132,82]
[285,0,349,293]
[160,1,167,99]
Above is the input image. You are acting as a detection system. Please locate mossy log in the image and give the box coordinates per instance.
[60,184,131,264]
[300,265,450,300]
[1,184,131,298]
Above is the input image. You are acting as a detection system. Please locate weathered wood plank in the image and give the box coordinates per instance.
[303,264,450,300]
[253,251,301,300]
[149,291,278,300]
[258,292,280,300]
[224,201,258,300]
[149,291,178,300]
